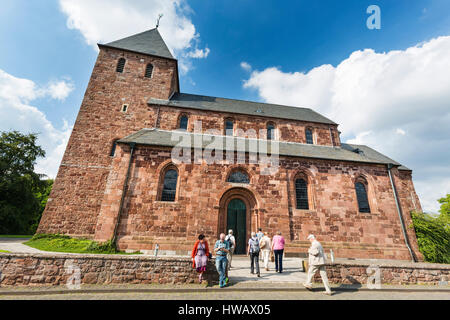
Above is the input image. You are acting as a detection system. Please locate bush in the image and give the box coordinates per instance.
[411,210,450,264]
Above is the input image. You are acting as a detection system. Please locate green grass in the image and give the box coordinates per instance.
[0,249,10,253]
[24,234,141,255]
[0,235,33,238]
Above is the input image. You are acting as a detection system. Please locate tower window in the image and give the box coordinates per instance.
[225,119,234,136]
[116,58,126,73]
[145,63,153,78]
[121,104,128,113]
[267,122,275,140]
[160,168,178,202]
[305,129,313,144]
[179,115,188,130]
[295,178,309,210]
[355,182,371,213]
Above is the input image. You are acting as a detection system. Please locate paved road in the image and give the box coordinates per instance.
[1,290,449,300]
[0,238,39,253]
[228,256,307,283]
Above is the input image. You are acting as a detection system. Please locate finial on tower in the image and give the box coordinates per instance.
[156,14,164,28]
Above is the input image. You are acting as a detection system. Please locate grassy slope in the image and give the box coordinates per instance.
[0,249,10,253]
[24,235,140,255]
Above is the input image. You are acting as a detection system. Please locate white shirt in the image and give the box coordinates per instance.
[225,234,235,247]
[260,235,271,250]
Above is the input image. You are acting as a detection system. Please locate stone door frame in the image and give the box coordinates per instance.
[218,187,258,252]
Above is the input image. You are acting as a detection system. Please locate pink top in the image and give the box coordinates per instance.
[272,235,285,250]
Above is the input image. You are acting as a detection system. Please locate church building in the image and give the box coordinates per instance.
[37,28,423,261]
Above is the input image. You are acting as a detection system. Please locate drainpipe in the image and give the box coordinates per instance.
[111,142,136,246]
[387,163,417,262]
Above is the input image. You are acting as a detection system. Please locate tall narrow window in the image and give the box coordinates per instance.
[161,169,178,202]
[295,178,309,209]
[116,58,126,73]
[305,129,313,144]
[145,63,153,78]
[225,119,234,136]
[110,140,118,157]
[267,123,275,140]
[355,182,370,213]
[179,115,188,130]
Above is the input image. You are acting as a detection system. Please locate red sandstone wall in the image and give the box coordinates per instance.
[38,47,178,236]
[94,144,422,260]
[157,106,340,146]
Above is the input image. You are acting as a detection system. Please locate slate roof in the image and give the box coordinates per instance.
[118,128,409,170]
[99,28,175,60]
[149,93,337,125]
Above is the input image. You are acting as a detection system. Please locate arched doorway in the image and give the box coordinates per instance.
[227,199,247,254]
[218,187,258,255]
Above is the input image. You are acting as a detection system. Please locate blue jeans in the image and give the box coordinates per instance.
[274,249,283,272]
[215,255,228,287]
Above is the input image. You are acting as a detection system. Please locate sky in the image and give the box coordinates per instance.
[1,0,449,213]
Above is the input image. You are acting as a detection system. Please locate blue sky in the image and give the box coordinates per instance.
[1,0,450,212]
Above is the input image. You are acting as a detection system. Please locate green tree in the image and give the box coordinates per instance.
[0,131,47,234]
[411,194,450,264]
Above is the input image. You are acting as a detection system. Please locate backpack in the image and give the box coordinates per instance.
[225,235,234,248]
[250,237,260,253]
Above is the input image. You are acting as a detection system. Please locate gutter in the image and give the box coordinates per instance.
[111,142,136,246]
[387,163,417,262]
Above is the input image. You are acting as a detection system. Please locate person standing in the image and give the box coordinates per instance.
[191,234,210,283]
[259,232,272,271]
[247,232,261,277]
[225,229,235,270]
[271,231,285,273]
[214,233,230,288]
[302,234,332,295]
[256,228,264,261]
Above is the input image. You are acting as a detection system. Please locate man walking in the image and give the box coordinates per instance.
[256,228,264,261]
[225,229,235,270]
[247,232,261,277]
[303,234,332,295]
[214,233,230,288]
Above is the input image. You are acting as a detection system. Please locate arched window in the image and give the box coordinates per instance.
[145,63,153,78]
[295,178,309,209]
[305,128,313,144]
[160,168,178,202]
[225,118,234,136]
[355,182,370,213]
[179,115,188,130]
[267,122,275,140]
[227,170,250,184]
[116,58,126,73]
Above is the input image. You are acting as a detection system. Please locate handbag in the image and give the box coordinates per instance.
[270,252,275,262]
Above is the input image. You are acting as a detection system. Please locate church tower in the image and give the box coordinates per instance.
[37,28,179,236]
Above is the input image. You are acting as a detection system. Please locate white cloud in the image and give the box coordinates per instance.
[0,69,73,179]
[58,0,209,73]
[240,61,252,71]
[46,80,74,101]
[186,47,210,59]
[244,36,450,213]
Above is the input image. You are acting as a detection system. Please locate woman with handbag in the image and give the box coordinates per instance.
[191,234,210,283]
[259,232,272,271]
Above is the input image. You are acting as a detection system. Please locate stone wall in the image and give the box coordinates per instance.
[0,253,218,287]
[313,261,450,285]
